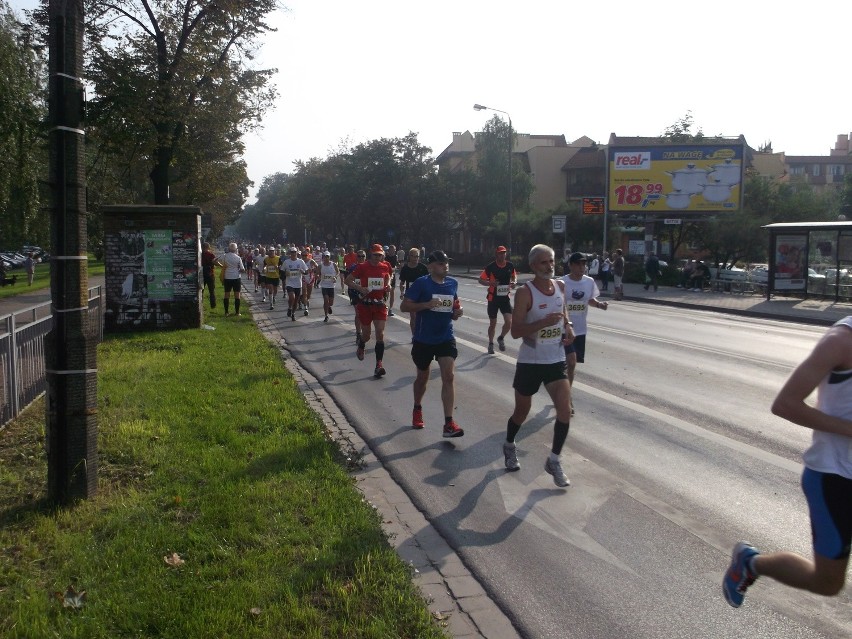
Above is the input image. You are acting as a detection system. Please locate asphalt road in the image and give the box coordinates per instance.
[250,277,850,639]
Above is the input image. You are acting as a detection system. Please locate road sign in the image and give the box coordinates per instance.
[582,197,606,215]
[552,215,566,233]
[664,218,682,225]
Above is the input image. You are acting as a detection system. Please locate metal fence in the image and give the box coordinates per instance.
[0,287,103,427]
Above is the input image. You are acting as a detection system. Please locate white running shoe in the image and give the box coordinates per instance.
[544,456,570,487]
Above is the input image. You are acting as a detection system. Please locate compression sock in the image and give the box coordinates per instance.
[552,419,570,456]
[506,417,522,443]
[375,341,385,361]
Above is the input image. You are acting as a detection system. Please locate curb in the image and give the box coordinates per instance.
[248,293,522,639]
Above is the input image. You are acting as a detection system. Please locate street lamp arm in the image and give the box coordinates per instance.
[473,103,514,257]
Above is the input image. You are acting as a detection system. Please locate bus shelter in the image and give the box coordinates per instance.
[763,221,852,301]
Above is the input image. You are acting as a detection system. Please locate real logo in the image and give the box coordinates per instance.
[614,152,651,170]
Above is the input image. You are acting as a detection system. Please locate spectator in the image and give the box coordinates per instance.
[612,249,625,300]
[689,261,711,291]
[24,252,36,286]
[644,253,662,292]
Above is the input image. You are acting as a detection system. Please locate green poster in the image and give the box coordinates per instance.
[144,229,174,301]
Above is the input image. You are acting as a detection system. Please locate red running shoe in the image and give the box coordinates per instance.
[356,345,365,361]
[412,408,424,429]
[442,420,464,438]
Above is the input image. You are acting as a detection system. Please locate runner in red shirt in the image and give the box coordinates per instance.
[344,244,393,378]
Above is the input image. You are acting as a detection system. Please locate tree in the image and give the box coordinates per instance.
[78,0,280,219]
[0,1,46,249]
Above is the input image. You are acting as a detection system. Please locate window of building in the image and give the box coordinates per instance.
[812,164,821,176]
[790,166,804,175]
[830,165,844,176]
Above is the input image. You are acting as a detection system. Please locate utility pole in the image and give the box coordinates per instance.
[46,0,98,503]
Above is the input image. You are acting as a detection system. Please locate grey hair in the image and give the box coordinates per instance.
[528,244,554,265]
[228,242,238,252]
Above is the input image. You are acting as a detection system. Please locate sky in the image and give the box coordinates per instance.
[9,0,852,204]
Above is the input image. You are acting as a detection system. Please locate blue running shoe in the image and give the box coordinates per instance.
[723,542,759,608]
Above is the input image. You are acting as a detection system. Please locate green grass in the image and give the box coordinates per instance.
[0,304,447,638]
[0,256,104,299]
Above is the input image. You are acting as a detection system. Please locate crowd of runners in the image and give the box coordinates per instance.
[201,238,852,612]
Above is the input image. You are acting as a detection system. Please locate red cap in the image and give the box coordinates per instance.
[495,246,508,253]
[370,244,385,254]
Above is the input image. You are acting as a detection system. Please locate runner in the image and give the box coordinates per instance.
[478,245,517,354]
[252,247,265,298]
[318,251,339,322]
[561,252,608,415]
[502,244,575,486]
[280,247,307,321]
[385,244,399,316]
[347,250,367,343]
[262,247,280,309]
[398,247,428,334]
[345,244,393,378]
[301,248,318,316]
[400,250,465,437]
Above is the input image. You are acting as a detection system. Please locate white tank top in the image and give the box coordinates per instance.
[517,280,565,365]
[802,316,852,479]
[319,263,337,288]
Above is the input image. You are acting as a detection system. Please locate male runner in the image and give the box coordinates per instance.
[345,244,392,377]
[478,245,516,354]
[280,247,307,321]
[503,244,575,486]
[318,251,339,322]
[723,316,852,608]
[262,247,280,309]
[561,252,608,414]
[400,250,464,437]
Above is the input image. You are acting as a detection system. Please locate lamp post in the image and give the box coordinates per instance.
[473,103,512,257]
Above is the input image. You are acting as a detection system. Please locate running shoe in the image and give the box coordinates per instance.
[374,361,386,377]
[412,408,424,429]
[442,420,464,438]
[291,313,296,322]
[356,345,365,361]
[544,456,570,487]
[723,542,759,608]
[503,442,520,471]
[328,307,333,315]
[324,315,329,323]
[388,310,395,316]
[304,308,309,316]
[488,342,495,355]
[286,309,291,317]
[269,304,274,310]
[497,336,506,351]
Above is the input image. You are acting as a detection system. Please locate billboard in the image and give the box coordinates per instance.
[607,143,744,213]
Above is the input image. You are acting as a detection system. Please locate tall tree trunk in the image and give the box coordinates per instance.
[46,0,98,504]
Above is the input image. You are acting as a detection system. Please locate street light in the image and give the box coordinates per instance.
[473,103,512,257]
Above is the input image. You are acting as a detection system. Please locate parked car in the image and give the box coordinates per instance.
[824,268,851,284]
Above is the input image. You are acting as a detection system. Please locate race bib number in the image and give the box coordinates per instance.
[495,284,510,296]
[286,269,300,279]
[537,324,563,345]
[322,274,335,283]
[565,303,587,313]
[431,294,454,312]
[368,277,384,291]
[265,264,277,275]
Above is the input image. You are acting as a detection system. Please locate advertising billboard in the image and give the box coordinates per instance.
[607,143,744,213]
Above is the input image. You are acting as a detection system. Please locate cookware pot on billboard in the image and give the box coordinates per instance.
[608,141,745,213]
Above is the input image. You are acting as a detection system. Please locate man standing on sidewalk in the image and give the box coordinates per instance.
[723,316,852,608]
[400,250,464,437]
[200,242,216,308]
[478,246,517,354]
[644,252,662,292]
[612,249,625,300]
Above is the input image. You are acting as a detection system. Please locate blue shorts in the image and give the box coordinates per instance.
[802,467,852,560]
